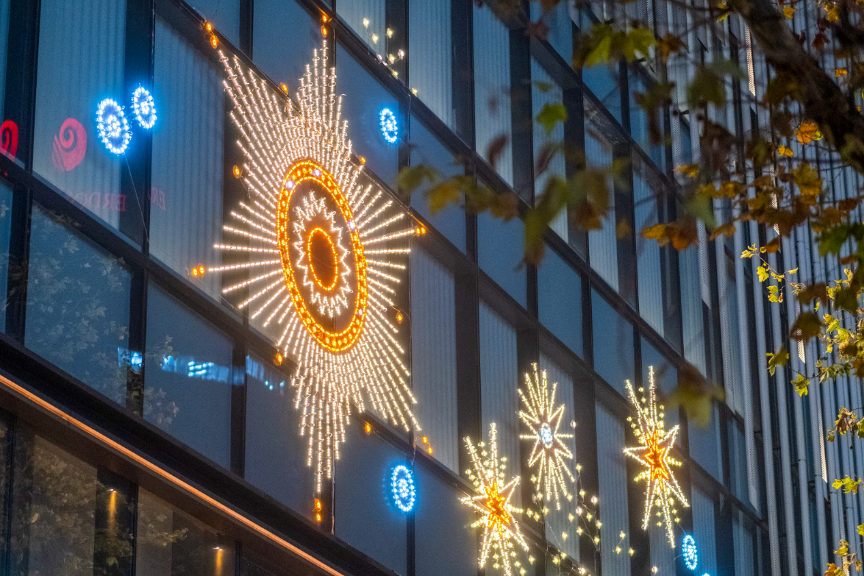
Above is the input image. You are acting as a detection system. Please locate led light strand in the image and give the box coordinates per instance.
[131,86,157,129]
[517,363,575,510]
[96,99,131,154]
[682,535,698,570]
[213,40,422,492]
[623,366,690,548]
[461,423,529,576]
[379,108,398,143]
[391,465,416,512]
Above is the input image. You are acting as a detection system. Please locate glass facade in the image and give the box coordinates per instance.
[0,2,846,576]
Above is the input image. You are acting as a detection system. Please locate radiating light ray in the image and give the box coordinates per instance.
[213,40,421,492]
[623,366,689,548]
[517,363,575,510]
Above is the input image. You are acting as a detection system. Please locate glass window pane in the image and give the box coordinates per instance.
[595,404,630,576]
[689,403,722,481]
[25,205,132,405]
[408,0,453,127]
[32,0,126,232]
[477,211,526,307]
[334,425,407,574]
[337,0,386,55]
[144,283,234,468]
[0,181,13,330]
[641,338,677,427]
[253,0,319,91]
[538,249,582,356]
[692,487,717,576]
[529,1,574,61]
[634,161,665,336]
[410,248,459,472]
[582,66,621,123]
[415,466,477,576]
[409,117,465,252]
[151,16,224,301]
[244,354,314,516]
[679,243,707,374]
[591,289,633,390]
[473,5,513,185]
[531,59,568,241]
[186,0,240,48]
[585,125,618,291]
[479,301,520,506]
[336,45,399,188]
[136,488,235,576]
[8,434,99,576]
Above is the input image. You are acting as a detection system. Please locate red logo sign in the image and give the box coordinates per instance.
[0,120,18,161]
[52,118,87,172]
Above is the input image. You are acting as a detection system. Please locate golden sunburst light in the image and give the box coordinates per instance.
[212,39,421,492]
[462,423,529,576]
[518,363,575,509]
[623,366,689,547]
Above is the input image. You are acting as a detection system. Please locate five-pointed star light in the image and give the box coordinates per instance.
[623,366,689,548]
[518,363,575,509]
[462,423,529,576]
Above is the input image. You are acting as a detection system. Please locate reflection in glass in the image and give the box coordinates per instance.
[151,17,223,301]
[144,284,234,467]
[25,205,132,406]
[244,354,314,515]
[136,488,235,576]
[32,0,126,231]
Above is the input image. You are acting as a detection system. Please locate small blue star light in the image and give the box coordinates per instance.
[391,465,415,512]
[379,108,398,143]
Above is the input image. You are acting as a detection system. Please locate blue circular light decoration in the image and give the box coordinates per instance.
[682,535,698,570]
[540,423,554,447]
[391,465,415,512]
[379,108,398,143]
[96,99,131,154]
[131,87,157,129]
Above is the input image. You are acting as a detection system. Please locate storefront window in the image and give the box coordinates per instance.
[137,488,235,576]
[25,205,132,406]
[244,354,313,516]
[32,0,126,233]
[144,283,234,468]
[151,16,224,301]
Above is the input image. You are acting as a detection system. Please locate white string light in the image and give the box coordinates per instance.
[212,38,422,492]
[131,86,157,129]
[518,363,575,510]
[623,366,690,548]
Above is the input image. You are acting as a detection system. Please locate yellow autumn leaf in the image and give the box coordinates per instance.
[783,5,796,17]
[674,163,700,177]
[796,120,822,144]
[836,68,848,77]
[826,4,839,20]
[778,145,794,157]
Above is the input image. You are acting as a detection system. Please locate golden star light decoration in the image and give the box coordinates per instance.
[517,363,575,510]
[462,423,529,576]
[212,38,422,492]
[623,366,689,547]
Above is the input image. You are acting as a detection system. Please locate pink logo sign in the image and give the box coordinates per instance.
[0,120,18,161]
[52,118,87,172]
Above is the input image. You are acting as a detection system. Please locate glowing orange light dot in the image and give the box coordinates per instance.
[315,513,322,522]
[364,422,372,434]
[421,436,428,444]
[321,25,328,36]
[427,446,433,454]
[281,83,289,93]
[396,311,404,324]
[314,498,323,512]
[359,156,366,164]
[210,35,218,48]
[232,165,242,178]
[205,22,213,32]
[274,353,283,366]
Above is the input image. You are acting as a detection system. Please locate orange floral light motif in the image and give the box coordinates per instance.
[462,423,529,576]
[623,366,689,548]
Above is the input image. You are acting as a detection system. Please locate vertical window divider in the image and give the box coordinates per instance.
[0,410,16,576]
[450,0,474,147]
[2,0,40,169]
[230,338,247,477]
[5,182,31,343]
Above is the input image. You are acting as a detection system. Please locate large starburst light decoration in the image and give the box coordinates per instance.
[518,363,575,509]
[462,423,529,576]
[213,40,421,491]
[623,366,689,547]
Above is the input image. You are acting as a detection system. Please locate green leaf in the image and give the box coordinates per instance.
[790,311,822,341]
[818,224,852,257]
[397,164,438,198]
[767,347,789,376]
[536,103,568,136]
[425,179,463,214]
[688,66,726,109]
[793,373,809,396]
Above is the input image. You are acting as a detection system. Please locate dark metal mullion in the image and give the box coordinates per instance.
[5,182,31,344]
[2,0,40,169]
[0,410,16,576]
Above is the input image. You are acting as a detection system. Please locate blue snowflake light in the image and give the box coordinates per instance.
[682,535,698,570]
[132,87,157,129]
[96,99,131,154]
[379,108,398,143]
[391,465,415,512]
